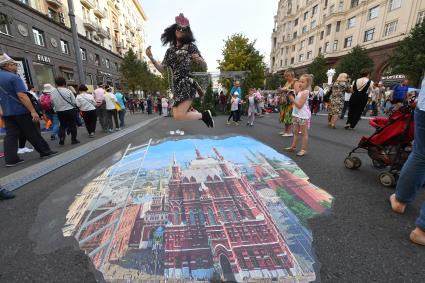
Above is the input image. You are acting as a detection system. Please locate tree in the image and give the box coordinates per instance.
[389,21,425,86]
[120,49,143,95]
[265,72,283,90]
[218,34,266,98]
[307,54,328,87]
[336,46,374,80]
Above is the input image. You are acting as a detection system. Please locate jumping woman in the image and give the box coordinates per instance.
[146,13,214,127]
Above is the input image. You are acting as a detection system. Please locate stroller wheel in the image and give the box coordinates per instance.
[344,157,360,169]
[372,159,386,169]
[379,172,396,187]
[351,157,362,169]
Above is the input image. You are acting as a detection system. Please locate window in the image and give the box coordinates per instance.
[198,209,205,224]
[32,28,45,46]
[294,18,299,26]
[299,54,304,62]
[336,21,341,32]
[389,0,401,11]
[344,36,353,48]
[86,73,93,85]
[347,17,356,28]
[330,4,335,13]
[95,54,100,66]
[280,60,282,67]
[63,71,74,81]
[304,11,308,20]
[384,21,397,36]
[114,62,119,70]
[0,14,11,35]
[312,5,318,15]
[368,6,379,20]
[311,20,317,29]
[326,24,332,35]
[60,40,69,54]
[105,58,110,69]
[320,30,324,40]
[207,208,216,225]
[308,36,314,45]
[80,48,87,60]
[307,51,312,59]
[333,40,338,50]
[293,31,297,39]
[318,47,322,54]
[299,40,305,50]
[351,0,359,8]
[302,25,308,34]
[364,28,375,42]
[292,45,296,51]
[284,59,288,65]
[324,42,329,52]
[338,1,344,11]
[220,207,229,222]
[189,209,196,225]
[418,11,425,24]
[291,57,294,64]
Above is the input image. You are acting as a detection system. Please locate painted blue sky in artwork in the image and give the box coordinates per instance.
[120,136,291,171]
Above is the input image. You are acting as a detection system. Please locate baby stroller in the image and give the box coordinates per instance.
[344,100,416,187]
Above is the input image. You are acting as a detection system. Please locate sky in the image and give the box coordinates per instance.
[140,0,279,72]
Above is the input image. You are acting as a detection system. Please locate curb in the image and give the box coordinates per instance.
[0,116,160,192]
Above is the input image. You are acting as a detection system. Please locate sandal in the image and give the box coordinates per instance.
[297,150,307,156]
[389,194,406,214]
[284,147,296,152]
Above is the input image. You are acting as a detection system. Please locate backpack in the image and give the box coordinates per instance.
[40,93,52,111]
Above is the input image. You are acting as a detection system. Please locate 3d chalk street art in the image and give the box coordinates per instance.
[62,136,333,282]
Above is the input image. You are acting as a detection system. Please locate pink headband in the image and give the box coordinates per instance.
[175,13,190,28]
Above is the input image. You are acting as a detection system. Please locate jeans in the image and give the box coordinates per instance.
[395,109,425,230]
[228,110,238,122]
[57,109,78,142]
[45,112,59,138]
[118,109,126,127]
[81,110,97,134]
[96,107,107,131]
[106,109,119,130]
[3,114,51,163]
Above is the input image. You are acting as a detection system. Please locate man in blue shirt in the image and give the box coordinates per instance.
[392,79,409,104]
[0,53,56,167]
[114,88,126,127]
[230,81,242,121]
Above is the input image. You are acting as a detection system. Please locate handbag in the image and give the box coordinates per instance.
[105,92,121,111]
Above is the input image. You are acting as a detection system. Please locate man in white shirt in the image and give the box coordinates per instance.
[94,85,107,131]
[390,75,425,246]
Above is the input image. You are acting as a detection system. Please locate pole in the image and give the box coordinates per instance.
[67,0,85,84]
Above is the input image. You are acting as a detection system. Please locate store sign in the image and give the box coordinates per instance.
[37,54,51,64]
[381,74,406,80]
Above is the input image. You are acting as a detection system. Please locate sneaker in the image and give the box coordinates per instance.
[40,151,59,158]
[115,128,121,131]
[0,188,15,200]
[5,159,24,167]
[108,129,114,133]
[235,122,239,126]
[226,121,231,125]
[17,148,26,154]
[24,147,34,153]
[89,133,95,138]
[250,123,253,127]
[71,140,80,145]
[281,133,294,137]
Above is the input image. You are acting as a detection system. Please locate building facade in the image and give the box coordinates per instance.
[0,0,148,90]
[270,0,425,80]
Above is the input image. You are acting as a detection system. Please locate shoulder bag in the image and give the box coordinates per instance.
[56,88,79,111]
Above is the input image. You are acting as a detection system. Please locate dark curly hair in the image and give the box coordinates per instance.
[161,24,195,46]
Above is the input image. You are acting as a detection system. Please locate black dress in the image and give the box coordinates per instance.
[162,43,203,106]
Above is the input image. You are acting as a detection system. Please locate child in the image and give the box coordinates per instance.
[247,88,256,126]
[285,74,313,157]
[227,92,240,125]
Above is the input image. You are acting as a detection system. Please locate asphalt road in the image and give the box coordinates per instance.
[0,113,424,283]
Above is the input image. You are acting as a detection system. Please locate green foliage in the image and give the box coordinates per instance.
[336,46,374,80]
[265,72,283,90]
[307,54,328,87]
[0,14,13,26]
[389,21,425,86]
[276,187,316,225]
[218,33,266,98]
[192,79,216,116]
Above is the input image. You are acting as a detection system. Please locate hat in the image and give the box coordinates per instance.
[42,83,54,93]
[175,13,190,27]
[233,92,239,96]
[0,53,18,66]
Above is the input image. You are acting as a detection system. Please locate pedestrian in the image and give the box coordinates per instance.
[104,86,120,132]
[279,69,296,137]
[147,96,153,114]
[146,13,214,127]
[311,86,320,115]
[50,77,80,145]
[285,74,312,157]
[94,85,107,131]
[161,95,169,116]
[219,91,226,113]
[226,92,240,125]
[246,88,256,126]
[0,53,57,166]
[157,94,162,116]
[75,84,97,138]
[115,88,127,128]
[17,83,40,154]
[392,79,409,106]
[230,81,242,121]
[40,84,59,141]
[370,82,380,116]
[328,73,351,129]
[345,69,373,130]
[389,75,425,246]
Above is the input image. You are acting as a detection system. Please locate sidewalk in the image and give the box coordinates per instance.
[0,112,160,178]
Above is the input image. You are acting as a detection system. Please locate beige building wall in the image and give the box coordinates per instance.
[270,0,425,73]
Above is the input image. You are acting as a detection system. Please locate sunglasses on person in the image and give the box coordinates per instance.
[176,26,188,32]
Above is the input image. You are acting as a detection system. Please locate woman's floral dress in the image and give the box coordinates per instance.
[329,81,351,116]
[279,81,295,125]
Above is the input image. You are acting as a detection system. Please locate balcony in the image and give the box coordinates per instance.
[83,18,97,31]
[97,27,110,38]
[80,0,95,9]
[94,6,107,18]
[46,0,62,8]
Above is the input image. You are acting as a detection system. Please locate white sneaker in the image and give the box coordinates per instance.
[24,147,34,153]
[281,133,294,137]
[17,148,26,154]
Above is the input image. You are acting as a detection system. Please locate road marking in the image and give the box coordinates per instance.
[0,117,160,192]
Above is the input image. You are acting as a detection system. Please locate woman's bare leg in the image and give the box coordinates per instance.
[172,100,202,121]
[300,124,308,151]
[290,124,300,148]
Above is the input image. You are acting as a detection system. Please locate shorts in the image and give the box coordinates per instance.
[293,117,308,125]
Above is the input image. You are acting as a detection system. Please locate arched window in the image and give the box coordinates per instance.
[208,208,216,225]
[189,209,196,225]
[229,207,238,222]
[220,207,229,222]
[174,209,180,224]
[198,208,205,224]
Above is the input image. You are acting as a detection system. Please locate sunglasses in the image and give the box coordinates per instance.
[176,26,188,32]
